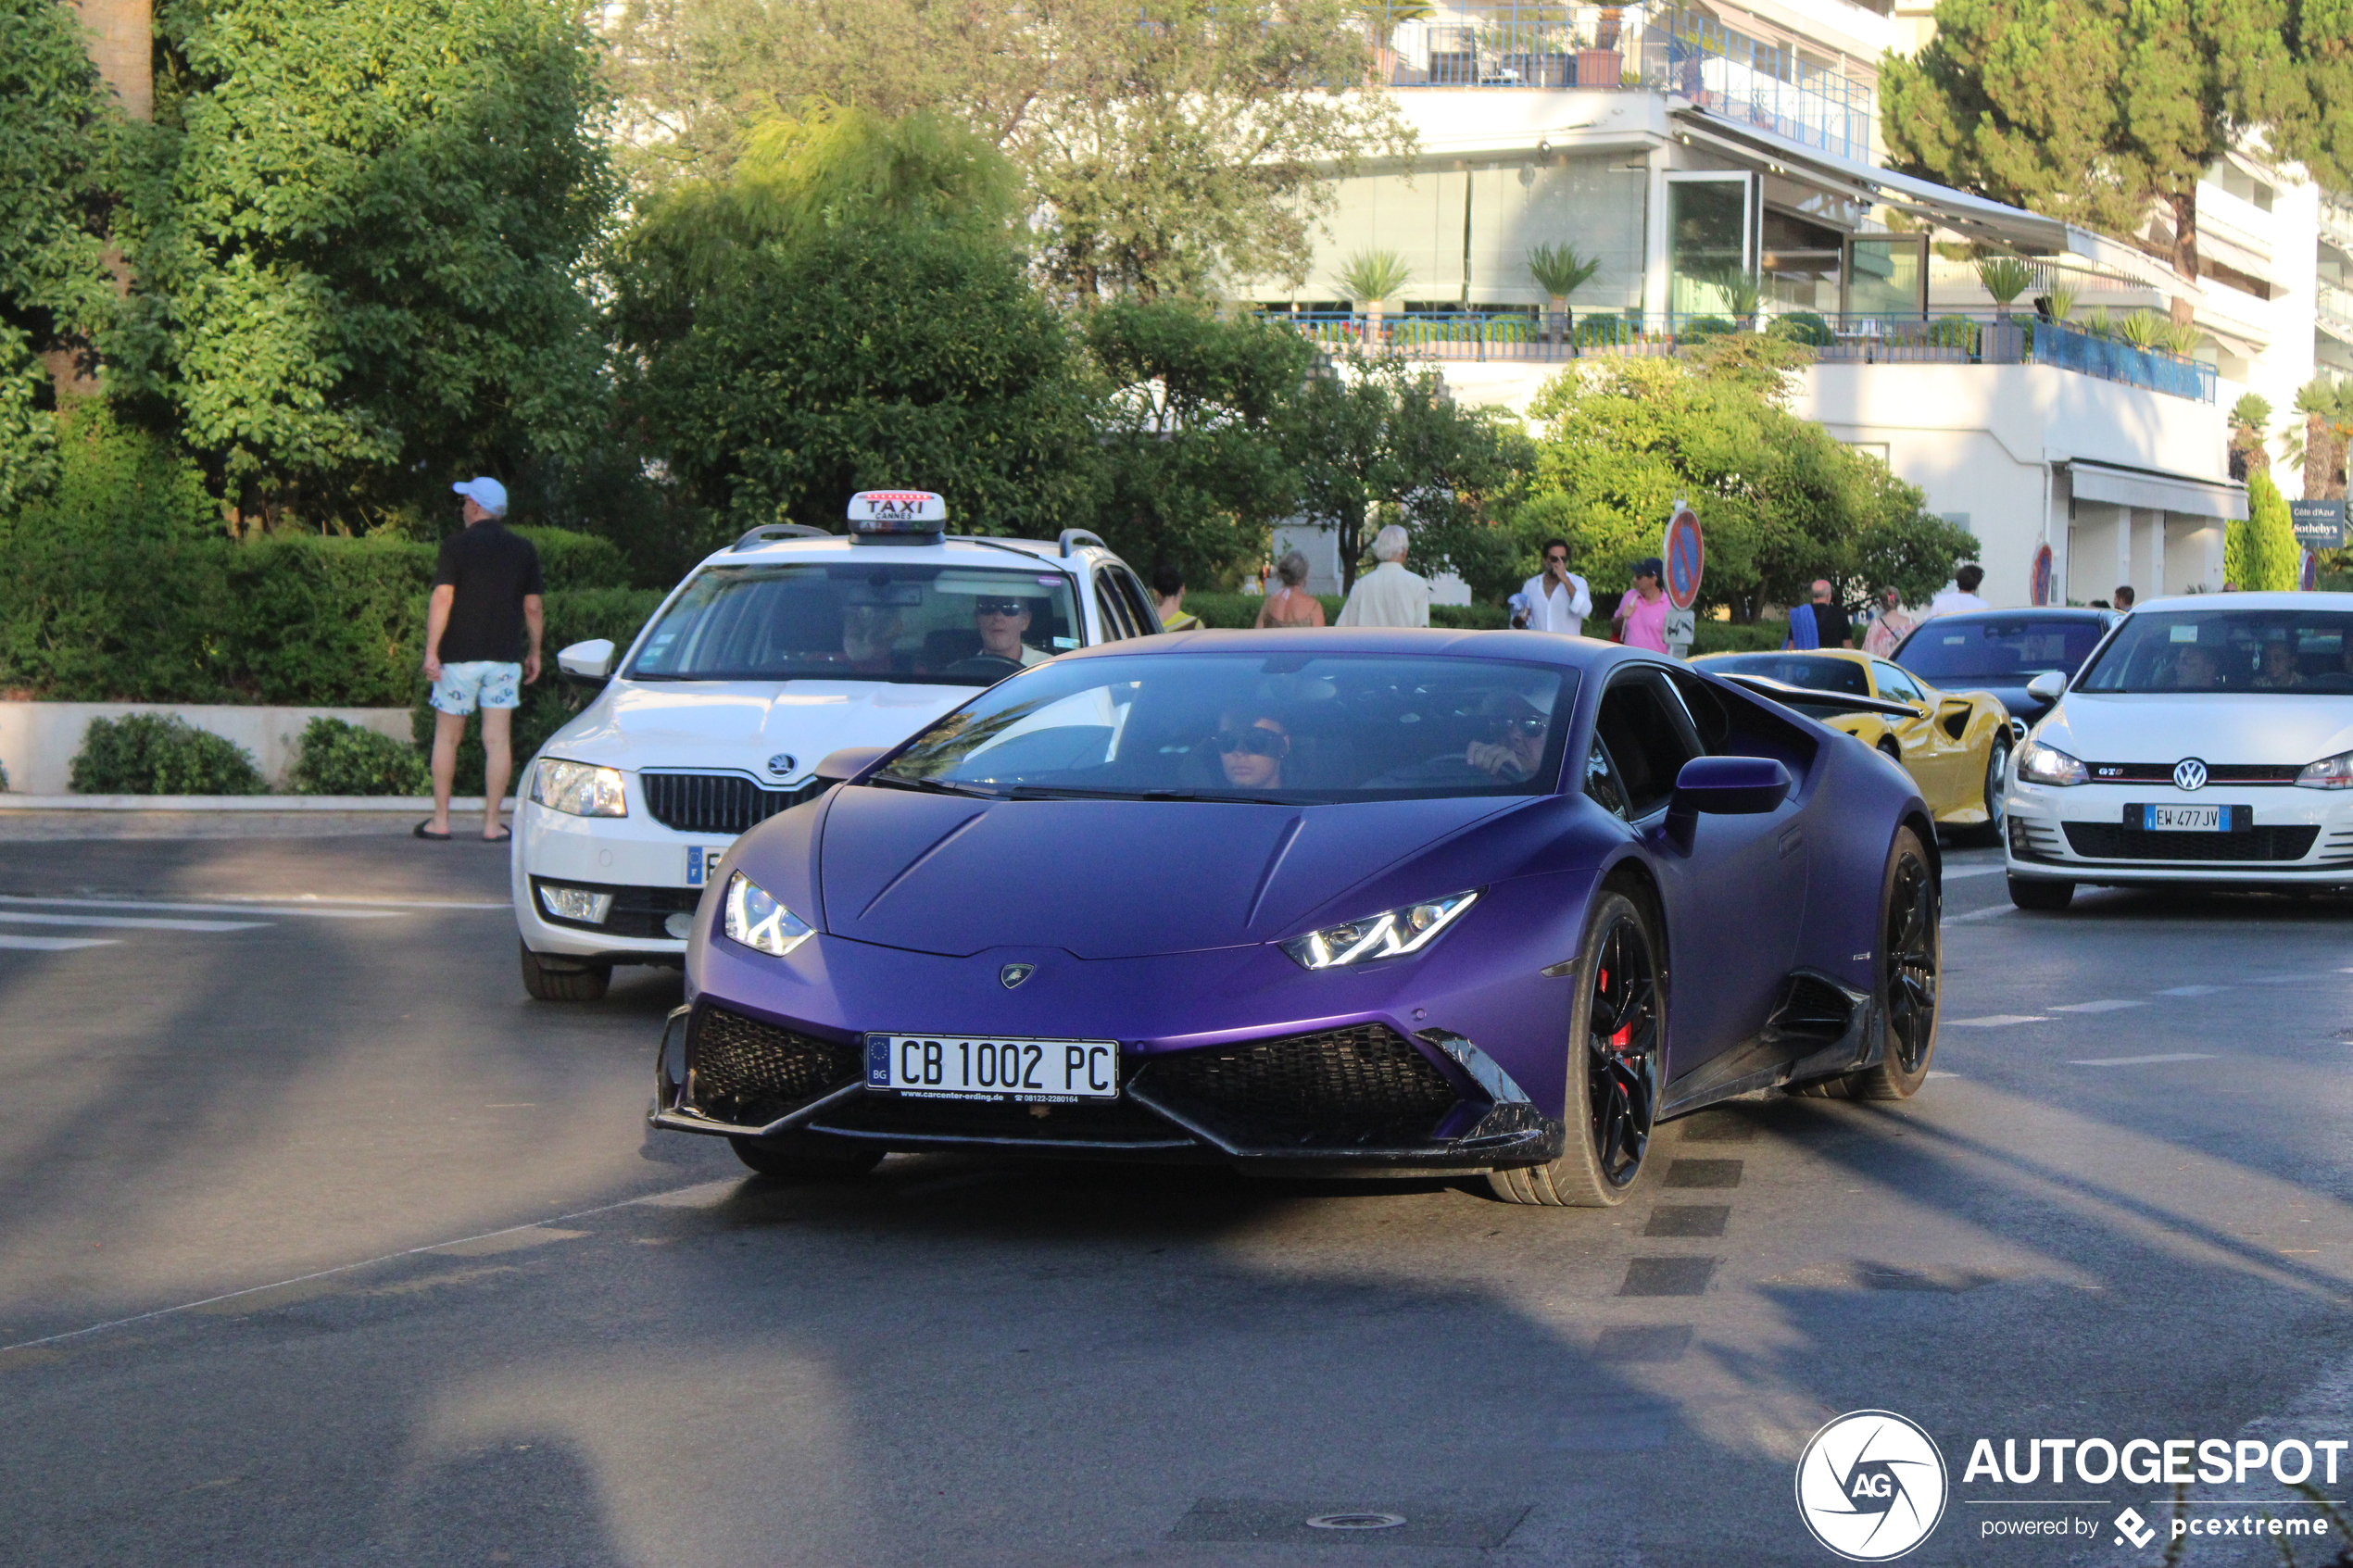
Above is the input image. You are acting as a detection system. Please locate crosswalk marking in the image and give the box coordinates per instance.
[0,935,119,951]
[0,911,269,934]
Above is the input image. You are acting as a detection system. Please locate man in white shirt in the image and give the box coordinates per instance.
[1926,562,1991,618]
[1336,524,1432,628]
[1514,537,1592,634]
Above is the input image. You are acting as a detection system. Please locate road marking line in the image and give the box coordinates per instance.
[0,896,400,921]
[2158,985,2228,997]
[2051,998,2145,1013]
[0,911,269,933]
[0,935,120,951]
[1944,906,2013,924]
[2067,1053,2219,1067]
[1942,866,2007,880]
[1948,1015,2048,1027]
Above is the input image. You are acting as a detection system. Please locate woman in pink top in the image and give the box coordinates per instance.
[1614,557,1671,652]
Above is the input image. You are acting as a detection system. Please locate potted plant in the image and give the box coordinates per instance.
[1337,249,1413,342]
[1977,257,2032,362]
[1527,243,1601,346]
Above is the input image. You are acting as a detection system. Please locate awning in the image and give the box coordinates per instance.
[2070,459,2247,521]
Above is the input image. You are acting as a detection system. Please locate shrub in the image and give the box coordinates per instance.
[290,717,429,796]
[69,714,267,795]
[1771,312,1833,347]
[1927,317,1980,354]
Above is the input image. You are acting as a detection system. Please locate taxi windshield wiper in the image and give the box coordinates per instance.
[1005,785,1300,805]
[869,774,1003,799]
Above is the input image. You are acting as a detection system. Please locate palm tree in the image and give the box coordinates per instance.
[1336,249,1413,337]
[1976,257,2033,316]
[1527,243,1602,339]
[2290,378,2352,500]
[2229,393,2272,480]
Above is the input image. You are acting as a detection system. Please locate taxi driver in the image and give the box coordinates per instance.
[1467,693,1550,783]
[975,594,1050,668]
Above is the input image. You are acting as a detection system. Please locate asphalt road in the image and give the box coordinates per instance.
[3,819,2351,1567]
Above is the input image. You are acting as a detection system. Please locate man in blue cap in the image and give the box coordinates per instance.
[420,476,543,841]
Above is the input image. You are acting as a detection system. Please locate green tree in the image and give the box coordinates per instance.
[1880,0,2336,298]
[2232,467,2300,590]
[1286,352,1526,595]
[108,0,617,527]
[614,0,1412,300]
[1087,301,1314,586]
[0,0,123,509]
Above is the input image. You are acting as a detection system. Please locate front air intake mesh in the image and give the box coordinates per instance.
[688,1005,862,1128]
[643,772,826,835]
[2061,822,2320,863]
[1143,1023,1462,1148]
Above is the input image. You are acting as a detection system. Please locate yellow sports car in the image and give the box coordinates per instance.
[1694,648,2015,842]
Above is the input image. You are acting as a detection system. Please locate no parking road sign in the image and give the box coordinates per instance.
[1664,501,1705,610]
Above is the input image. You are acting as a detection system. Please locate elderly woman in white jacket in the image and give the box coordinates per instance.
[1335,524,1432,629]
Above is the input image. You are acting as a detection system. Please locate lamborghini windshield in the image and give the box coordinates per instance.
[876,653,1577,803]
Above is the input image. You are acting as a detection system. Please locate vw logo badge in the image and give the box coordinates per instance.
[765,753,796,778]
[2173,758,2208,792]
[999,963,1036,989]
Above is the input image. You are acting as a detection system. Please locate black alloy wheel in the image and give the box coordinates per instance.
[1488,891,1663,1206]
[1805,827,1939,1099]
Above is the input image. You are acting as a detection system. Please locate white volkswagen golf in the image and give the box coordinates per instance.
[2003,592,2353,909]
[511,492,1163,998]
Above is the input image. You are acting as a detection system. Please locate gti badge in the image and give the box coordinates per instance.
[766,753,797,778]
[1000,963,1036,989]
[2173,758,2208,792]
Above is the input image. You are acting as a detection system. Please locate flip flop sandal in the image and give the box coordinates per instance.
[413,822,453,841]
[481,829,512,843]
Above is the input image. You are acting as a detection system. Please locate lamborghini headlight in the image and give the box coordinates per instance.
[722,871,814,957]
[531,759,628,817]
[1281,890,1479,971]
[2015,738,2088,787]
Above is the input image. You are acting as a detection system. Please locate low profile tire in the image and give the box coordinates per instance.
[2007,874,2075,911]
[519,941,610,1002]
[728,1133,884,1179]
[1487,890,1663,1207]
[1797,827,1940,1100]
[1967,739,2010,847]
[1876,737,1903,766]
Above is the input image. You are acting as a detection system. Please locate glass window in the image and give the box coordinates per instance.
[1093,571,1136,639]
[1760,208,1842,313]
[1116,567,1161,634]
[629,563,1082,684]
[878,654,1577,803]
[1593,671,1702,818]
[1872,662,1926,704]
[1894,617,2109,682]
[2074,609,2353,694]
[1847,234,1926,317]
[1669,179,1748,316]
[1702,654,1869,696]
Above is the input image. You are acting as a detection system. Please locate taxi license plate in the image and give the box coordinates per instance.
[2136,804,2236,832]
[685,845,731,886]
[866,1035,1119,1101]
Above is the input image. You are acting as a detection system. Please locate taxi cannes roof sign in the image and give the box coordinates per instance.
[849,490,948,528]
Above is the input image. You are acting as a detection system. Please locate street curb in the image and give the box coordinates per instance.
[0,796,501,812]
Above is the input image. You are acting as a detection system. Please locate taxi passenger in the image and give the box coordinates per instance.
[1214,711,1290,790]
[975,594,1051,668]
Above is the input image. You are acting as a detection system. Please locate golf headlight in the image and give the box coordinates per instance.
[2297,750,2353,789]
[722,872,814,957]
[2016,739,2088,787]
[1282,890,1479,970]
[532,759,627,817]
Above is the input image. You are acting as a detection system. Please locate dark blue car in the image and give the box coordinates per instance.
[651,630,1941,1207]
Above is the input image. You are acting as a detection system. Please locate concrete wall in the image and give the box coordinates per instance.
[0,704,415,796]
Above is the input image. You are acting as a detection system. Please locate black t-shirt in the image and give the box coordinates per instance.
[1808,602,1853,648]
[433,522,545,663]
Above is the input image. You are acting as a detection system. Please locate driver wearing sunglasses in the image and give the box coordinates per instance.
[974,595,1050,667]
[1466,696,1550,783]
[1212,711,1290,791]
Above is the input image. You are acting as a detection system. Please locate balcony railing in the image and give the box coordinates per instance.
[1364,3,1875,160]
[2320,282,2353,344]
[1271,309,2219,402]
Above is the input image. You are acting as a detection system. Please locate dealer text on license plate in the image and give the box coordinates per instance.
[2139,804,2233,832]
[866,1035,1119,1101]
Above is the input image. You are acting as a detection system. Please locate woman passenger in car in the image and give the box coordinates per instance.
[2255,638,2307,688]
[1214,711,1290,790]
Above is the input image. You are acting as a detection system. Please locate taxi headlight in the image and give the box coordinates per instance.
[1282,890,1479,971]
[531,759,628,817]
[2016,738,2088,787]
[2296,749,2353,789]
[722,871,814,957]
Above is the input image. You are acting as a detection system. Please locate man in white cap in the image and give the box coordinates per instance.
[420,476,544,841]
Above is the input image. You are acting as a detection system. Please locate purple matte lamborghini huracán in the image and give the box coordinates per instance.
[649,629,1942,1206]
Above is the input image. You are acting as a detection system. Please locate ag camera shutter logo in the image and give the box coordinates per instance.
[1795,1410,1948,1561]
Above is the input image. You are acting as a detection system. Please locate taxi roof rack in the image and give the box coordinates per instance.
[1059,528,1106,558]
[731,523,833,552]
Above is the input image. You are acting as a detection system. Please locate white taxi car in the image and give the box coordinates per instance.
[2003,592,2353,909]
[511,492,1163,998]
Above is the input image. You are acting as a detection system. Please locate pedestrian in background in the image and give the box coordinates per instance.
[1614,558,1670,653]
[1801,580,1854,648]
[1335,525,1431,628]
[420,477,543,843]
[1928,563,1990,618]
[1152,564,1202,632]
[1515,537,1591,634]
[1255,551,1326,628]
[2114,584,2137,611]
[1862,586,1915,657]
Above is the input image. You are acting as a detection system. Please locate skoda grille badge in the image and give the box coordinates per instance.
[766,753,796,778]
[1000,963,1036,989]
[2173,758,2208,792]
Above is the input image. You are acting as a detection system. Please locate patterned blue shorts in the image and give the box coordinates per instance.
[431,660,522,715]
